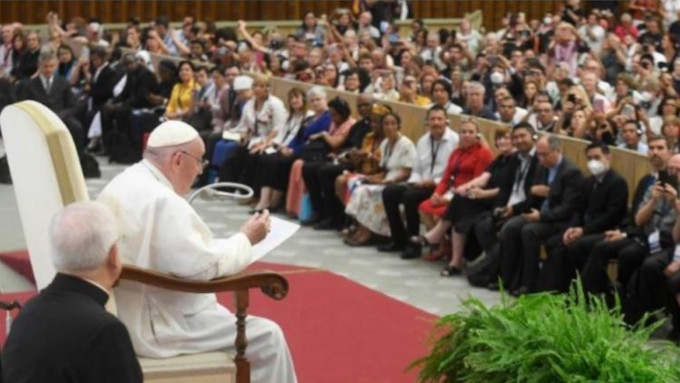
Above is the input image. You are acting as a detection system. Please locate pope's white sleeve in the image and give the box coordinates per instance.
[152,196,254,281]
[208,233,254,278]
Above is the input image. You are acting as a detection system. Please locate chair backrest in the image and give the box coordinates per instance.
[0,101,88,290]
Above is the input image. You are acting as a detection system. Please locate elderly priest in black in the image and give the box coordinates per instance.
[1,202,142,383]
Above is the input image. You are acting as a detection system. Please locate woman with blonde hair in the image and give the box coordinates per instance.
[417,117,494,253]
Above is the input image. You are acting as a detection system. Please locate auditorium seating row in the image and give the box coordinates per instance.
[130,49,652,206]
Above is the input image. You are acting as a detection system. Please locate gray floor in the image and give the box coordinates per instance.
[0,141,501,315]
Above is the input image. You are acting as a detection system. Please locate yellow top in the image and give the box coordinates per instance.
[399,95,432,107]
[165,79,199,116]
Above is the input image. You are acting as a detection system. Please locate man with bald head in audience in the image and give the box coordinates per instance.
[2,202,142,383]
[98,121,297,383]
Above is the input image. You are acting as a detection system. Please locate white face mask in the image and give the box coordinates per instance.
[587,159,607,176]
[490,71,504,85]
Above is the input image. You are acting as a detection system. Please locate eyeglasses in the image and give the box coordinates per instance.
[179,151,209,169]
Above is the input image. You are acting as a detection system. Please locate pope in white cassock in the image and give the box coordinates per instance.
[98,120,297,383]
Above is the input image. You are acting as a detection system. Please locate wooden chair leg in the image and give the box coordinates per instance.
[234,290,250,383]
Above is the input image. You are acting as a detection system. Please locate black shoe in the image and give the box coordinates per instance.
[440,264,462,276]
[667,328,680,344]
[401,245,422,260]
[377,242,405,252]
[487,282,500,291]
[301,213,321,226]
[512,286,531,296]
[314,218,336,231]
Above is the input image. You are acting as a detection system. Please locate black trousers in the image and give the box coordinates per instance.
[625,250,675,326]
[259,153,298,191]
[581,237,648,295]
[473,212,500,256]
[302,161,330,218]
[382,184,434,247]
[499,215,567,291]
[536,233,605,293]
[301,162,351,223]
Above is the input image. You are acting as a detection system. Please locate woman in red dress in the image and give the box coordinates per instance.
[418,117,494,255]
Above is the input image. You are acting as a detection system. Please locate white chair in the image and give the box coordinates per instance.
[0,100,288,383]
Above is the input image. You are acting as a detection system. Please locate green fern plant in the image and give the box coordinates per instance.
[410,280,680,382]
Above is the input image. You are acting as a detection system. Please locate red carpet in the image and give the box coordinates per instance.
[0,251,438,382]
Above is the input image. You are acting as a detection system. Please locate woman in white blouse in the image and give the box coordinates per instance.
[250,87,313,211]
[235,74,288,151]
[344,112,417,246]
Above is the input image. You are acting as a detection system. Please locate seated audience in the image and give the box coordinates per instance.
[380,105,459,258]
[581,137,676,299]
[536,143,629,293]
[19,45,85,154]
[420,128,514,275]
[302,96,372,228]
[248,87,313,211]
[255,86,330,211]
[164,60,199,121]
[418,118,494,237]
[500,135,584,295]
[344,112,417,246]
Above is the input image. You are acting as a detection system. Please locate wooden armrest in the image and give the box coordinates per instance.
[0,300,21,311]
[119,265,289,301]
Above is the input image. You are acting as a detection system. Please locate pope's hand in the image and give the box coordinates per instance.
[240,210,270,245]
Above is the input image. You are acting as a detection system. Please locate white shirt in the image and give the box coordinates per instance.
[618,141,649,155]
[495,107,528,126]
[419,46,446,71]
[508,147,536,207]
[235,95,289,146]
[578,24,606,55]
[409,128,459,183]
[98,161,254,358]
[443,101,463,115]
[273,110,314,146]
[0,43,12,75]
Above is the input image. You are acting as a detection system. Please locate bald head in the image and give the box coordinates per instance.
[668,153,680,175]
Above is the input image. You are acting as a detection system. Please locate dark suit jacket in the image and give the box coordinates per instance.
[533,157,584,224]
[497,150,541,215]
[573,169,629,235]
[89,63,118,109]
[18,76,75,114]
[115,66,158,109]
[1,273,142,383]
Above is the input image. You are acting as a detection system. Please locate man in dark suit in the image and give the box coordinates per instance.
[101,52,160,161]
[87,46,118,112]
[536,143,629,293]
[582,137,677,299]
[471,123,540,289]
[499,134,584,295]
[18,45,84,153]
[82,46,118,151]
[2,201,142,383]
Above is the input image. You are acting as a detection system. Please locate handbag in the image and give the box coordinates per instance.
[300,139,330,163]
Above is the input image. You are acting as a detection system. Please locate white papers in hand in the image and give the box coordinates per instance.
[252,217,300,261]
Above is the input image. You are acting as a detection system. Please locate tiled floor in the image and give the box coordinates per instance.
[0,141,501,315]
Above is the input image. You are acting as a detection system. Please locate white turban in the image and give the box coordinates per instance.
[233,75,253,91]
